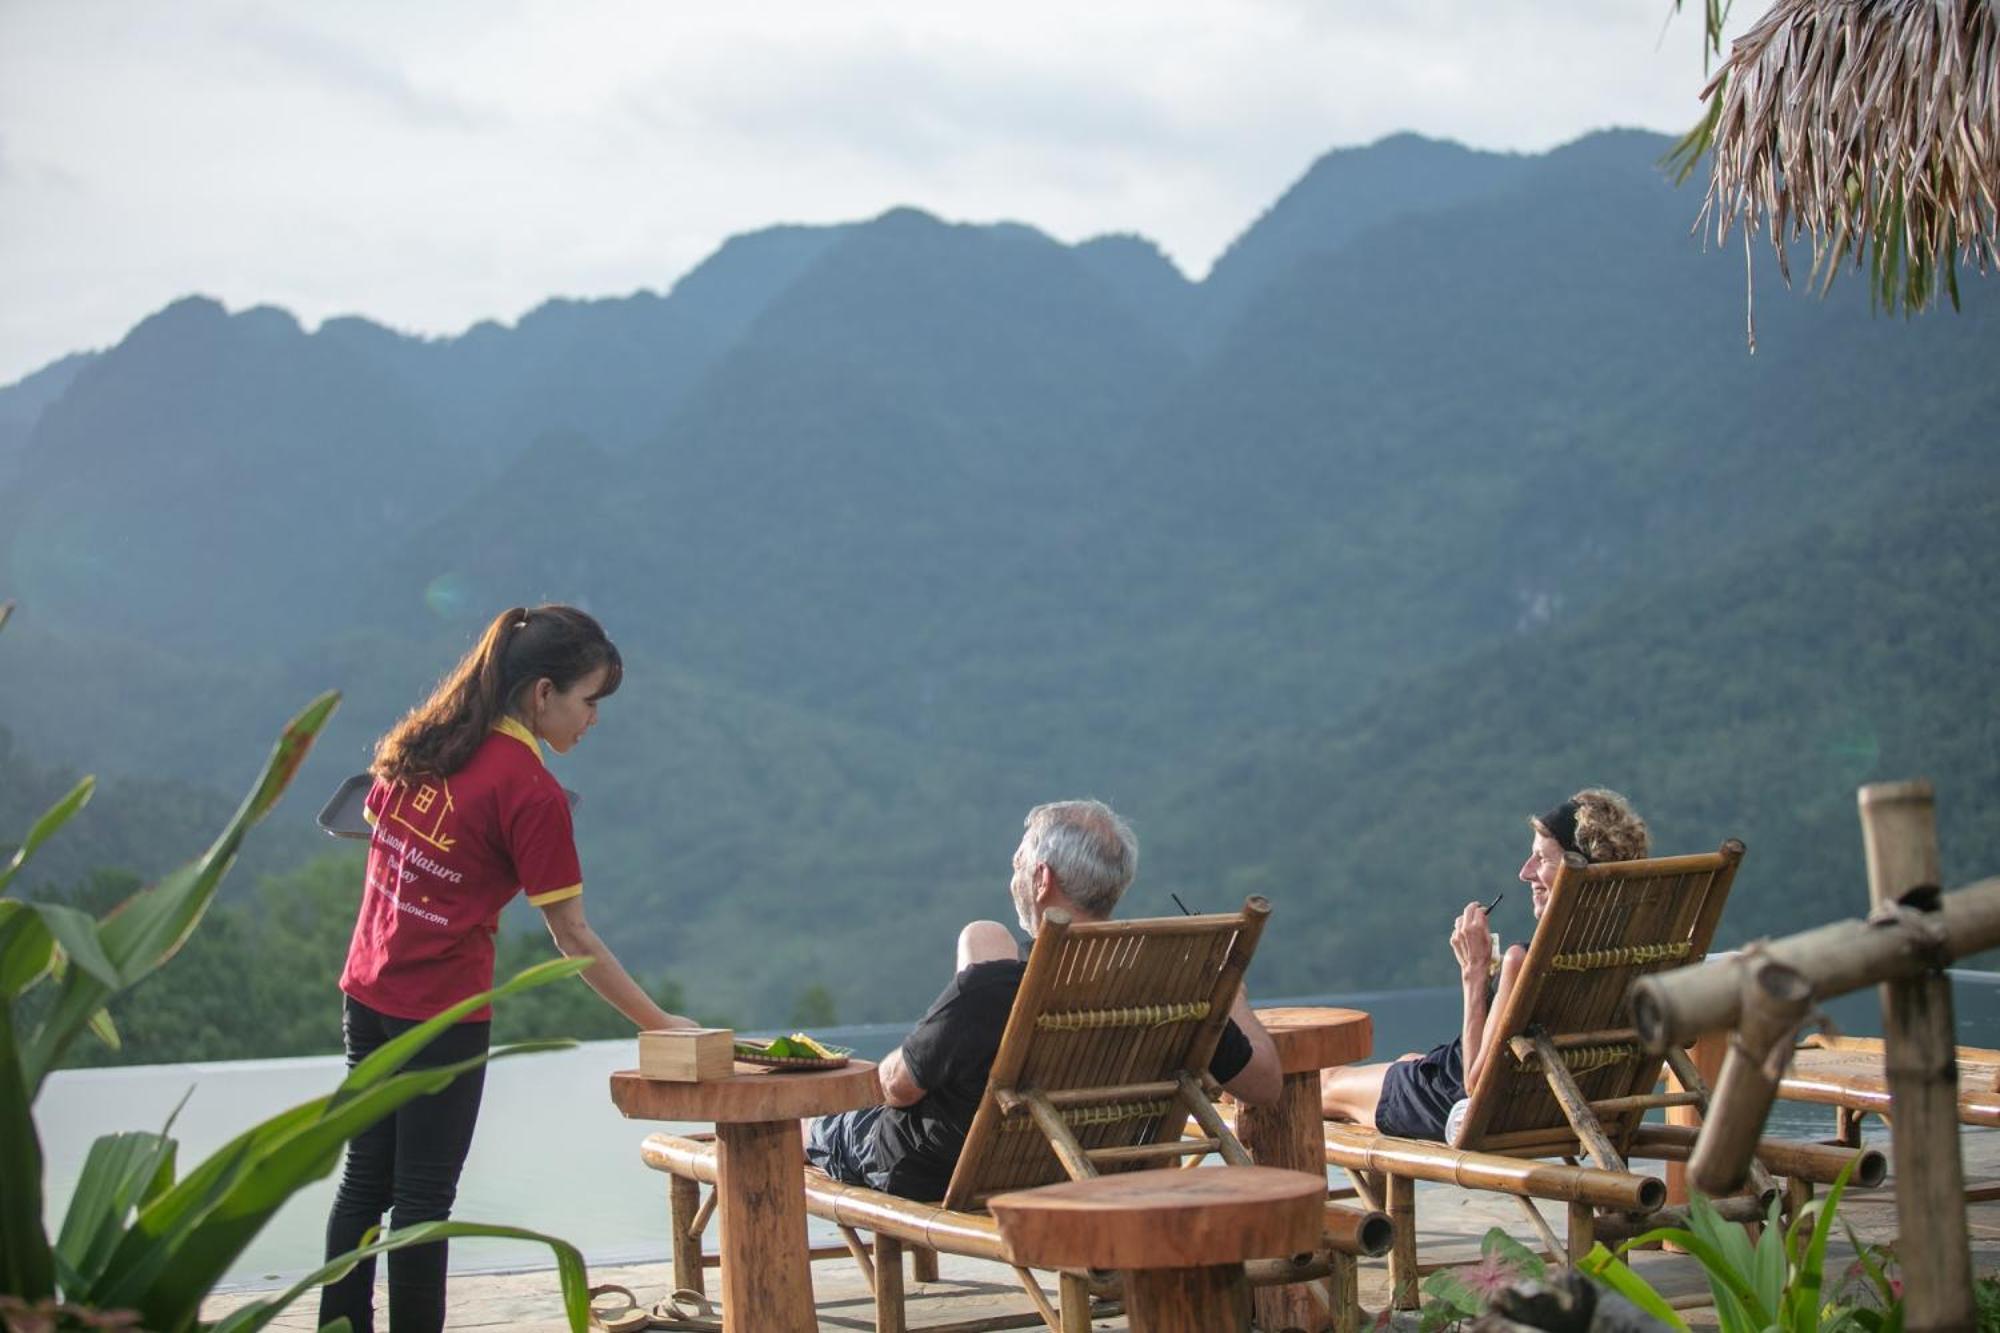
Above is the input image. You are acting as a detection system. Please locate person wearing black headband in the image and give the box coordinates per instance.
[1319,789,1648,1142]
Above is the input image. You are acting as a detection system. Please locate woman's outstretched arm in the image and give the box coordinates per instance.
[539,896,696,1030]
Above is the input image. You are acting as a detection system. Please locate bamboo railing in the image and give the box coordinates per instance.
[1631,781,2000,1333]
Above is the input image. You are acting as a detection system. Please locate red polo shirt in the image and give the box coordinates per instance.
[339,717,583,1022]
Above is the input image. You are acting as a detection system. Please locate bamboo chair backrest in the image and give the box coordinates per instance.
[940,896,1270,1211]
[1455,842,1744,1157]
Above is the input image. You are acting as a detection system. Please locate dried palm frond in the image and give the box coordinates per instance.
[1669,0,1999,344]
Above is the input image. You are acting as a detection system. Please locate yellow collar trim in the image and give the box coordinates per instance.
[493,715,546,764]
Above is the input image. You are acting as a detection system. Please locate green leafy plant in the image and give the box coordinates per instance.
[1576,1156,1880,1333]
[1418,1228,1549,1331]
[1974,1271,2000,1333]
[0,637,595,1332]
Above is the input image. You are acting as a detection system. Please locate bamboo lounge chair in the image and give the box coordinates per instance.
[639,897,1393,1333]
[1321,841,1887,1308]
[1778,1033,2000,1201]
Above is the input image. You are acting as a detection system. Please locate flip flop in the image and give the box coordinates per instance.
[647,1290,718,1330]
[587,1283,649,1333]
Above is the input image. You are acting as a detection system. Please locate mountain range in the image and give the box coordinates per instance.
[4,127,1995,1028]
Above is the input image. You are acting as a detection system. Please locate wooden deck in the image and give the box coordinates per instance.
[204,1128,2000,1330]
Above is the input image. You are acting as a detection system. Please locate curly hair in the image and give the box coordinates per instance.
[1534,788,1650,863]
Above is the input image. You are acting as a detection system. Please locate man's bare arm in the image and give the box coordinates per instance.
[1219,988,1282,1107]
[877,1046,928,1108]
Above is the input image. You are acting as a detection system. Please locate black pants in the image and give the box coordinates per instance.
[320,996,490,1333]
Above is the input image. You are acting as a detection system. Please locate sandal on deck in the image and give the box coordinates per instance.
[587,1283,649,1333]
[646,1290,717,1330]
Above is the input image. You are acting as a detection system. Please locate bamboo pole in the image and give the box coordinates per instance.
[1629,876,2000,1050]
[1688,955,1813,1196]
[669,1173,707,1299]
[1322,1203,1395,1257]
[1321,1130,1663,1209]
[1858,782,1972,1333]
[1628,1123,1886,1188]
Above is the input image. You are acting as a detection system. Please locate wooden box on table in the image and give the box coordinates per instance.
[639,1028,736,1083]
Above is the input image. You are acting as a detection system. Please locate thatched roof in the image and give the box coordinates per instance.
[1673,0,1998,340]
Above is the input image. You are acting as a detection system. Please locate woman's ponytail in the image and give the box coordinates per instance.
[373,604,618,783]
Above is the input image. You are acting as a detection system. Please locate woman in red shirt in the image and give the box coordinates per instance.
[321,604,693,1333]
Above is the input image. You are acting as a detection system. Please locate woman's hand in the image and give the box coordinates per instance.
[1449,901,1494,983]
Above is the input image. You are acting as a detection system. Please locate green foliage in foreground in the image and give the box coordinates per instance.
[1976,1272,2000,1333]
[1420,1159,1906,1333]
[0,642,595,1332]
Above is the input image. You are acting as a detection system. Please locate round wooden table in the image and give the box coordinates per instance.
[1239,1006,1373,1332]
[990,1166,1326,1333]
[610,1060,881,1333]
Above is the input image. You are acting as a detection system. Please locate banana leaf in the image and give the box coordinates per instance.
[110,1042,567,1330]
[206,1219,592,1333]
[94,964,582,1326]
[18,692,338,1094]
[0,776,94,895]
[53,1129,178,1294]
[0,902,57,999]
[0,998,54,1299]
[33,901,122,992]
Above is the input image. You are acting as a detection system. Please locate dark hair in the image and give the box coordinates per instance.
[372,604,622,782]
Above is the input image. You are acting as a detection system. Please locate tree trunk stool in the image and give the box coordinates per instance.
[988,1166,1325,1333]
[1240,1006,1373,1332]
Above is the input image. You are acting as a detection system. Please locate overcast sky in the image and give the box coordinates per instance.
[0,1,1742,385]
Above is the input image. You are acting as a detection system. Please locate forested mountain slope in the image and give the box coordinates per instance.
[4,128,1993,1029]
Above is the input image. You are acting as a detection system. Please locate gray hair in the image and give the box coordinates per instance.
[1022,800,1138,918]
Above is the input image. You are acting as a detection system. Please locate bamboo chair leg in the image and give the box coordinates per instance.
[1056,1270,1091,1333]
[1348,1169,1384,1213]
[874,1234,906,1333]
[1835,1105,1867,1148]
[912,1246,939,1283]
[1529,1032,1627,1174]
[1388,1174,1420,1310]
[668,1174,706,1300]
[838,1224,877,1293]
[1566,1200,1595,1265]
[690,1187,719,1237]
[1320,1251,1360,1333]
[1512,1195,1564,1264]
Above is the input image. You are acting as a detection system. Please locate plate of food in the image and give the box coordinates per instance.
[734,1032,853,1070]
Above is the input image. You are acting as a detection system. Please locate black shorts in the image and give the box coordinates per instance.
[806,1105,892,1190]
[1375,1038,1465,1141]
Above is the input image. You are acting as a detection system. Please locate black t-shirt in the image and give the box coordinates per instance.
[866,958,1255,1201]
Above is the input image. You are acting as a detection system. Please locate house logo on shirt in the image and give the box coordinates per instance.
[387,779,457,853]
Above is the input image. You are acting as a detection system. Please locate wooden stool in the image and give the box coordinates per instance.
[1242,1006,1373,1332]
[989,1166,1324,1333]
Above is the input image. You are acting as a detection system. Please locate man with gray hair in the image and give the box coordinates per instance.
[806,799,1281,1201]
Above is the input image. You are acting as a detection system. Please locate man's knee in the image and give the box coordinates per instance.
[956,920,1017,971]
